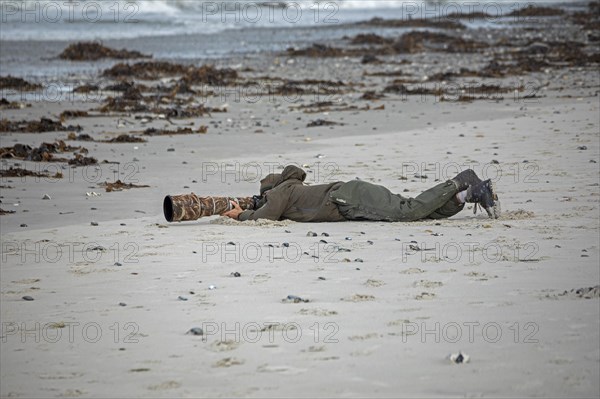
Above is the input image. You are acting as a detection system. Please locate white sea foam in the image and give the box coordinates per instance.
[0,0,572,41]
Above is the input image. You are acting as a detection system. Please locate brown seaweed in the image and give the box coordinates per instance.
[307,119,343,127]
[0,118,82,133]
[68,154,98,166]
[99,180,150,192]
[286,44,348,57]
[356,17,465,30]
[142,126,208,136]
[181,65,238,86]
[289,31,487,58]
[350,33,393,45]
[393,31,487,53]
[72,84,100,93]
[106,134,147,143]
[0,141,92,164]
[0,76,42,91]
[59,110,89,121]
[0,98,28,110]
[59,42,151,61]
[507,5,565,17]
[66,132,147,143]
[0,166,62,178]
[102,62,237,85]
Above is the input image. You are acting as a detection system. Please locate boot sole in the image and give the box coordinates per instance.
[489,181,501,219]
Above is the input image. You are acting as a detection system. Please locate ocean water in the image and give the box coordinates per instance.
[0,0,580,41]
[0,0,584,79]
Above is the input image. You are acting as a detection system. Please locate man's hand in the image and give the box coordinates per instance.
[223,200,243,220]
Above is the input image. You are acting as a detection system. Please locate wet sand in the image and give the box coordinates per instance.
[1,3,599,398]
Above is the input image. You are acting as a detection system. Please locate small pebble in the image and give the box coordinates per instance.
[321,232,330,237]
[167,148,175,152]
[285,230,291,233]
[306,231,317,237]
[22,295,34,301]
[345,237,352,241]
[91,221,99,226]
[114,262,122,266]
[320,239,328,244]
[318,277,326,280]
[282,242,290,248]
[449,352,470,364]
[20,224,27,227]
[231,272,241,277]
[42,194,51,200]
[178,296,188,301]
[120,223,126,226]
[208,285,216,290]
[285,295,309,303]
[118,302,127,306]
[354,258,364,263]
[367,240,374,245]
[577,145,587,150]
[227,241,236,246]
[186,327,203,336]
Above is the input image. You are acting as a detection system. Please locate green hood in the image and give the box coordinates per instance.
[259,165,306,195]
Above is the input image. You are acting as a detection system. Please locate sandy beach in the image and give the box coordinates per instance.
[1,1,599,397]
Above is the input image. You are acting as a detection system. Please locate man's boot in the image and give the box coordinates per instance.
[465,179,500,219]
[164,194,255,222]
[451,169,482,191]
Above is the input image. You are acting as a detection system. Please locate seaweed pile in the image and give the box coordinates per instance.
[59,42,151,61]
[0,140,95,165]
[0,118,82,133]
[0,76,41,91]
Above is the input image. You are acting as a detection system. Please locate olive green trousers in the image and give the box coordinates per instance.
[330,180,463,222]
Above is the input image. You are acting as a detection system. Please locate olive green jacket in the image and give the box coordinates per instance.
[238,165,346,222]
